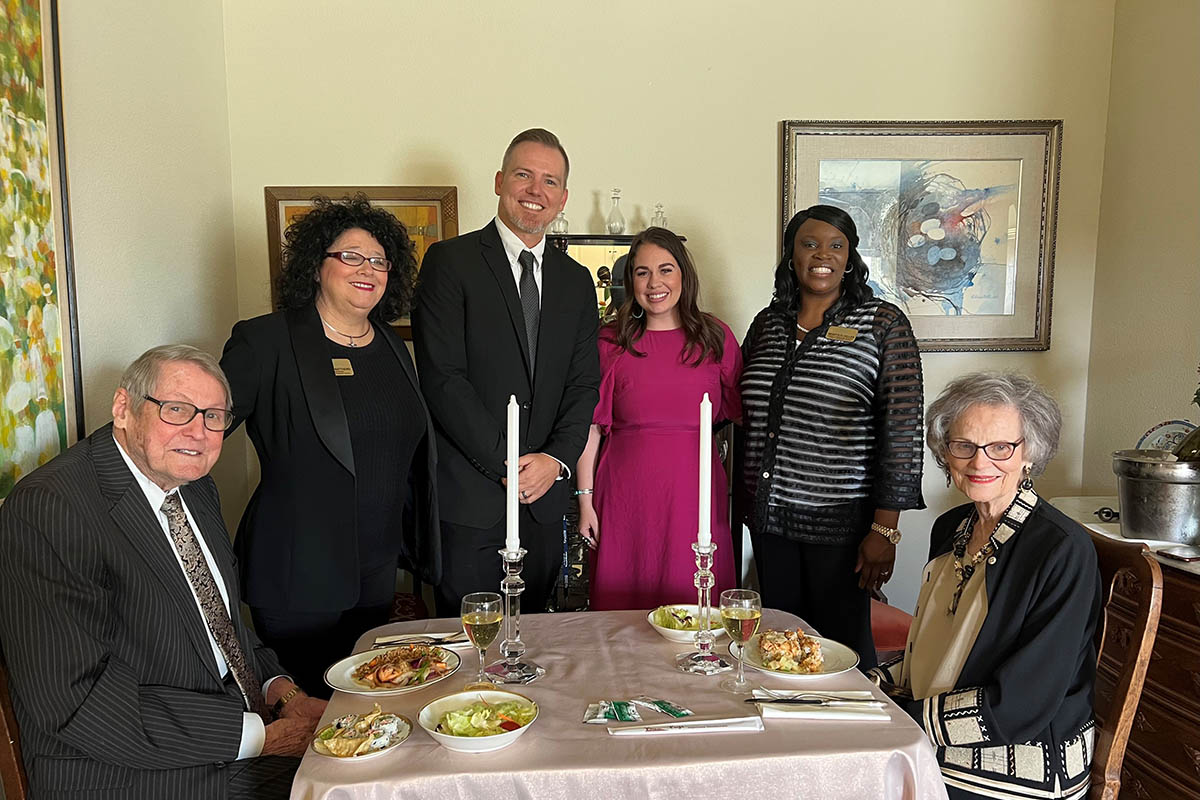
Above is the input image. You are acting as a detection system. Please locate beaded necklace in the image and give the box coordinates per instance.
[947,489,1035,615]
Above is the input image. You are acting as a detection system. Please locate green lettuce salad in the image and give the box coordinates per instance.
[437,700,537,737]
[651,606,722,631]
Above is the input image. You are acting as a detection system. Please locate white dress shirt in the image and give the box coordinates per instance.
[491,217,571,479]
[114,435,277,759]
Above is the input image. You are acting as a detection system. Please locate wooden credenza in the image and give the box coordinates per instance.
[1117,556,1200,798]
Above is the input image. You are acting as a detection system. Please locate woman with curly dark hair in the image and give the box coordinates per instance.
[220,194,439,697]
[574,227,742,610]
[739,204,925,670]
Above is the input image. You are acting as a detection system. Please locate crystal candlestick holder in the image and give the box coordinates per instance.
[675,541,733,674]
[485,548,546,684]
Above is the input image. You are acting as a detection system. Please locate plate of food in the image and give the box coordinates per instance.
[418,690,539,753]
[647,605,727,643]
[729,628,859,678]
[324,644,460,695]
[311,704,411,760]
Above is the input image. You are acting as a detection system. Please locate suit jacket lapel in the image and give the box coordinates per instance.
[533,247,573,393]
[480,223,534,382]
[287,305,355,476]
[91,427,223,683]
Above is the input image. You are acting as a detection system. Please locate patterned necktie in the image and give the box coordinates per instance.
[161,492,270,722]
[518,249,540,370]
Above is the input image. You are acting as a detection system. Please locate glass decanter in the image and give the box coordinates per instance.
[650,203,667,229]
[606,189,626,235]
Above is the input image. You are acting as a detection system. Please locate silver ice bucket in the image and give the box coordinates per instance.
[1112,449,1200,544]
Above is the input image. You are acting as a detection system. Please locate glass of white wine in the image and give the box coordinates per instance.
[719,588,762,693]
[461,592,503,689]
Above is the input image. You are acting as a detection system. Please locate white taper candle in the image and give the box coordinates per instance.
[506,395,521,553]
[698,392,712,548]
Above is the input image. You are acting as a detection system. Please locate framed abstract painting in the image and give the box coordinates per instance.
[0,0,84,499]
[264,185,459,339]
[781,120,1062,352]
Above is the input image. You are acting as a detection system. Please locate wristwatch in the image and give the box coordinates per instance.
[272,686,301,716]
[870,522,902,544]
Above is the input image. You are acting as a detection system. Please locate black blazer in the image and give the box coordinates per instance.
[220,306,440,612]
[0,425,284,799]
[413,222,600,528]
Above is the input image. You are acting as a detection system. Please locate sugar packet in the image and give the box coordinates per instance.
[583,700,642,724]
[630,696,694,718]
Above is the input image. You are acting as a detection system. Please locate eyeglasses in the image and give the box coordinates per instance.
[946,439,1025,461]
[324,250,392,272]
[144,396,234,432]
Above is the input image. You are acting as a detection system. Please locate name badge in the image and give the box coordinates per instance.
[825,325,859,343]
[331,358,354,376]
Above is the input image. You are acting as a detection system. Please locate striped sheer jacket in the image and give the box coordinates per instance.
[740,297,925,545]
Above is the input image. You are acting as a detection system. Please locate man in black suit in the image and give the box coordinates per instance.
[0,345,326,799]
[414,128,600,616]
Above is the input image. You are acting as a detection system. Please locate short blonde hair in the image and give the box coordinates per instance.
[119,345,231,412]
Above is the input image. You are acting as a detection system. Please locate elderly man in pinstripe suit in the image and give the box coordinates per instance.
[0,345,326,799]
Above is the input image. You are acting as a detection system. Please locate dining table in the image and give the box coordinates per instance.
[289,608,948,800]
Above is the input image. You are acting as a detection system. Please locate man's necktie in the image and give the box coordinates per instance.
[161,492,270,722]
[518,249,540,370]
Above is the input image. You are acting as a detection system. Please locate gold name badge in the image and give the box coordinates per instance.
[331,358,354,376]
[826,326,859,343]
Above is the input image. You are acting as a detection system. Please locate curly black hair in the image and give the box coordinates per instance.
[276,194,417,322]
[769,204,874,316]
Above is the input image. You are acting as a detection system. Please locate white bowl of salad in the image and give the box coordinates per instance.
[647,605,728,643]
[417,690,539,753]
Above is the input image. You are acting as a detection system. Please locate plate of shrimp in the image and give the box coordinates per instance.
[324,644,461,696]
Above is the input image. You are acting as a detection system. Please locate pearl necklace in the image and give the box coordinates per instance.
[319,314,371,347]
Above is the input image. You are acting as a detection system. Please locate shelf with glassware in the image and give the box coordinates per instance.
[546,233,687,322]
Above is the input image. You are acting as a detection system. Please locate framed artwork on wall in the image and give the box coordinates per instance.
[0,0,85,500]
[781,120,1062,352]
[264,185,459,339]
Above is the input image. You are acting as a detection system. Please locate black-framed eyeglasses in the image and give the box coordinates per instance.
[947,439,1025,461]
[324,250,392,272]
[144,396,234,432]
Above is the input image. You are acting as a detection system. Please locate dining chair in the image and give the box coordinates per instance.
[0,646,29,800]
[1086,530,1162,800]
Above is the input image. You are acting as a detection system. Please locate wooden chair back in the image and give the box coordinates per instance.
[0,645,29,800]
[1087,530,1163,800]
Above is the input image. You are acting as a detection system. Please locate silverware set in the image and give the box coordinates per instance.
[372,631,468,648]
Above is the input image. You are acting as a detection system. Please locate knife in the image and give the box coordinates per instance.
[745,697,885,708]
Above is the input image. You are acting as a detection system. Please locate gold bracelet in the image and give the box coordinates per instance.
[272,686,301,716]
[870,522,902,544]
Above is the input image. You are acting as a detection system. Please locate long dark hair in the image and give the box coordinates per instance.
[276,193,417,323]
[769,204,873,316]
[606,227,724,366]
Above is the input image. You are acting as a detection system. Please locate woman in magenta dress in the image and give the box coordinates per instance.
[576,227,742,611]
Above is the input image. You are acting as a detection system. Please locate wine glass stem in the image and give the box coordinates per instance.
[478,647,486,683]
[737,647,746,686]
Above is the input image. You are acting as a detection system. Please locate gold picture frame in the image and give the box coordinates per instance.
[264,185,459,339]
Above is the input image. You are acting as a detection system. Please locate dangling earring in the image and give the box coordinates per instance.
[631,305,644,319]
[945,471,952,488]
[1019,464,1034,492]
[843,265,854,274]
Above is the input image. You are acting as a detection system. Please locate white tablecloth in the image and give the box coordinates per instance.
[290,609,948,800]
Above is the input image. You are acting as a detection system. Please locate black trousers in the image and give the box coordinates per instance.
[251,559,396,699]
[435,508,562,618]
[752,532,877,670]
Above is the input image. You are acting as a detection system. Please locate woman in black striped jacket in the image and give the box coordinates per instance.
[740,204,925,669]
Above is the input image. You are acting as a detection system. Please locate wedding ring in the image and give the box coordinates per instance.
[521,490,528,499]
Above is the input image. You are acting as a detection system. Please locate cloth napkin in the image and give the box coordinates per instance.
[608,714,765,736]
[751,689,891,721]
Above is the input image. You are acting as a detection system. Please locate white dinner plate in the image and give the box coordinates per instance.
[729,633,859,678]
[310,713,412,760]
[1137,419,1196,451]
[324,646,461,696]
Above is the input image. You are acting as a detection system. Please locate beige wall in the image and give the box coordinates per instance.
[57,0,250,530]
[1083,0,1200,493]
[219,0,1116,610]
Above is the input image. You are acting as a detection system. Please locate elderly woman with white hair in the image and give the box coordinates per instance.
[869,372,1102,800]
